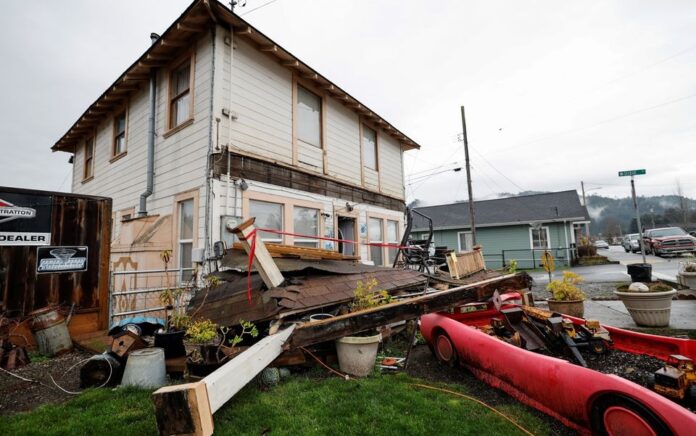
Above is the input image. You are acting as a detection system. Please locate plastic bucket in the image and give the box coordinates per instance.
[627,263,652,282]
[154,330,186,359]
[29,307,73,356]
[121,348,167,388]
[335,333,381,377]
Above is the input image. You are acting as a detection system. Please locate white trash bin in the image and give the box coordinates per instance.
[121,348,167,389]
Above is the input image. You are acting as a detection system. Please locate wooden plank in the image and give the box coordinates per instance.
[286,273,530,349]
[232,242,359,261]
[230,218,285,289]
[205,325,295,412]
[152,326,295,435]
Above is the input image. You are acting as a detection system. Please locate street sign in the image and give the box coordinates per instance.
[618,169,646,177]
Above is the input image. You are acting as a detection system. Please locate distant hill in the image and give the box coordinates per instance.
[586,194,696,236]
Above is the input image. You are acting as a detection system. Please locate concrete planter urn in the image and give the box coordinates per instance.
[335,332,381,377]
[678,263,696,289]
[614,283,676,327]
[547,299,584,318]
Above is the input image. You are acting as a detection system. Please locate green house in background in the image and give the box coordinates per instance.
[412,190,591,269]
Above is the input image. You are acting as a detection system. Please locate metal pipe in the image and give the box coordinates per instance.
[138,32,160,216]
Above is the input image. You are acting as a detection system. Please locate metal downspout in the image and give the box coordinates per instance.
[138,33,159,216]
[204,26,217,266]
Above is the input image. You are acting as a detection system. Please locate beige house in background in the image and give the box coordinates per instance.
[52,0,420,280]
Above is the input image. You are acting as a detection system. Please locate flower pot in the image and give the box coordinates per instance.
[626,263,652,283]
[335,333,381,377]
[546,299,584,318]
[678,271,696,289]
[613,288,676,327]
[154,330,186,359]
[121,348,167,388]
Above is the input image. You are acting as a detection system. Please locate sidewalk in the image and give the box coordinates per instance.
[537,299,696,330]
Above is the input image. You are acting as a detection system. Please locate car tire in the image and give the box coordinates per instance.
[624,247,629,253]
[590,395,672,436]
[434,332,458,367]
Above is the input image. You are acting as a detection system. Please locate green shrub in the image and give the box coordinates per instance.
[546,271,585,301]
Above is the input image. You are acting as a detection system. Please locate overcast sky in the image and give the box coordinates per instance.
[2,0,695,205]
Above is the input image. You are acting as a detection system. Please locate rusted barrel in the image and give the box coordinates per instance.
[28,307,73,356]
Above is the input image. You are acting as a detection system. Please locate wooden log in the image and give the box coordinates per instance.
[230,218,285,290]
[286,273,531,349]
[152,325,295,436]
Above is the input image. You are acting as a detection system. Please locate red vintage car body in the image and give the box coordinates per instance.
[420,303,696,435]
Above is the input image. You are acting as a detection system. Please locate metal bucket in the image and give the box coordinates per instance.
[29,307,73,356]
[121,348,167,389]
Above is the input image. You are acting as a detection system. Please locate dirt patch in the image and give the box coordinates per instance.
[0,350,93,415]
[406,344,577,435]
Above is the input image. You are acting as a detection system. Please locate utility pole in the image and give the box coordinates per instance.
[581,181,586,206]
[460,106,476,245]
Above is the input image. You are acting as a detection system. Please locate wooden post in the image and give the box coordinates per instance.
[230,217,285,289]
[152,325,295,436]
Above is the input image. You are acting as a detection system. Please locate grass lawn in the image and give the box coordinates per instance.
[0,373,553,435]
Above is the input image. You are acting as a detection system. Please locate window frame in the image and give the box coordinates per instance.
[529,226,551,250]
[295,85,323,149]
[292,76,327,173]
[177,198,195,284]
[361,124,378,171]
[249,199,285,244]
[83,135,95,181]
[111,110,127,159]
[386,219,399,265]
[165,52,196,136]
[368,216,384,266]
[457,231,473,252]
[293,205,320,248]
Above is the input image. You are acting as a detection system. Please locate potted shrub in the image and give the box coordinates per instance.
[546,271,586,318]
[335,278,394,377]
[614,282,677,327]
[186,318,258,378]
[576,237,597,258]
[154,287,190,359]
[678,261,696,289]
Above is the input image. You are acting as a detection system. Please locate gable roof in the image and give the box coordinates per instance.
[52,0,421,153]
[412,190,590,231]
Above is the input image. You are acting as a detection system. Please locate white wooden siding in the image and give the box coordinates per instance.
[378,135,404,198]
[72,34,213,244]
[326,99,361,183]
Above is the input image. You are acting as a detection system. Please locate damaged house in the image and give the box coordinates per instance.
[51,0,421,287]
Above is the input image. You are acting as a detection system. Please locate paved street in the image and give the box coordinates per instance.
[531,245,691,284]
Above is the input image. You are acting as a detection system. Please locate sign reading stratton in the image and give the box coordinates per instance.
[0,191,52,246]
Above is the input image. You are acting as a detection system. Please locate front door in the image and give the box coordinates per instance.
[338,216,357,256]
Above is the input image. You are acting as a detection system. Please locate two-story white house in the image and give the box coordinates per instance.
[52,0,420,279]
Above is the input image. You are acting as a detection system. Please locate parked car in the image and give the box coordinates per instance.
[643,227,696,257]
[593,239,609,249]
[621,233,641,253]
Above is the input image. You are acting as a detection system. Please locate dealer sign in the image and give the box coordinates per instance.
[0,191,52,246]
[37,246,88,273]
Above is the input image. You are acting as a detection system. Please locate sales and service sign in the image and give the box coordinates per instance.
[36,246,88,273]
[0,192,52,246]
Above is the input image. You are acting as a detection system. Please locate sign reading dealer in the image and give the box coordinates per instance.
[0,192,52,246]
[36,246,88,273]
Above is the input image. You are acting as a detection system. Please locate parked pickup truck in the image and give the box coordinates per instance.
[643,227,696,256]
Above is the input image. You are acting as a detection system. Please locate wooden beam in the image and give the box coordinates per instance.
[234,26,252,35]
[302,72,319,80]
[160,38,189,48]
[230,218,285,289]
[260,44,278,53]
[282,60,300,69]
[286,273,531,349]
[152,326,295,436]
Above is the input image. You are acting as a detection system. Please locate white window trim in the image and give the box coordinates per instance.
[293,205,320,248]
[249,199,284,243]
[529,226,551,250]
[457,231,472,252]
[177,198,195,284]
[570,221,591,244]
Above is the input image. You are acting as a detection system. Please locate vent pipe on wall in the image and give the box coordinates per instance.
[138,32,160,216]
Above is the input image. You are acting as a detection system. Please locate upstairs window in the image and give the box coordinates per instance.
[362,125,377,170]
[170,60,192,128]
[113,112,126,157]
[297,86,322,148]
[83,136,95,180]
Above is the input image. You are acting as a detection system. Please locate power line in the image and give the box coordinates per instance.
[240,0,281,16]
[470,146,526,192]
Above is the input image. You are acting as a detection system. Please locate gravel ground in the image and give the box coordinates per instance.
[0,350,93,415]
